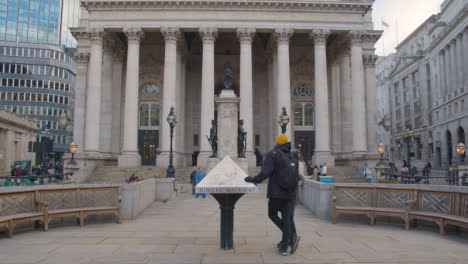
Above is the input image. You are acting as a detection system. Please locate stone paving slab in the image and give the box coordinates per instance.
[0,184,467,264]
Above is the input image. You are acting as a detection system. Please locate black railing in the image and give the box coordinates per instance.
[382,170,468,186]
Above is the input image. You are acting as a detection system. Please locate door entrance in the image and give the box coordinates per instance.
[138,130,158,166]
[294,131,315,162]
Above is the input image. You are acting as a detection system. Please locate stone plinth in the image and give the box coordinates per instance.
[216,89,240,159]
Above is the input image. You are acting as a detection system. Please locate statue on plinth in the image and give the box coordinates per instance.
[238,120,247,158]
[207,120,217,158]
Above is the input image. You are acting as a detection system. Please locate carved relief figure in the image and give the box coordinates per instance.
[207,120,217,158]
[238,120,247,158]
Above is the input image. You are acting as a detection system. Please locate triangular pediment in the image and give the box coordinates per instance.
[390,56,418,76]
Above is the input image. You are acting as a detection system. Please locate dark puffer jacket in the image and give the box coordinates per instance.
[248,142,297,200]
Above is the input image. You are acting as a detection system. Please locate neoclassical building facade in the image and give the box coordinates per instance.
[71,0,381,170]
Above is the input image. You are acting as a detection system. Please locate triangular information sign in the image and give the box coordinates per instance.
[195,156,258,193]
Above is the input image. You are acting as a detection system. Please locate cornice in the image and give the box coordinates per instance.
[80,0,373,14]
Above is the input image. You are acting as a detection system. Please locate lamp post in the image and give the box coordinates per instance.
[166,107,176,178]
[68,141,77,165]
[278,107,290,134]
[377,141,386,165]
[402,129,413,166]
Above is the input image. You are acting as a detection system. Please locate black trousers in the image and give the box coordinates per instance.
[268,198,295,251]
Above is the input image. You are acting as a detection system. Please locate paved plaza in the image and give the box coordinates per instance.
[0,184,467,264]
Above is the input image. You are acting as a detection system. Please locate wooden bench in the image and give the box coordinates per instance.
[0,185,121,237]
[333,185,414,227]
[406,189,468,235]
[0,191,49,237]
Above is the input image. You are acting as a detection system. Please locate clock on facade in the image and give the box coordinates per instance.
[58,113,70,130]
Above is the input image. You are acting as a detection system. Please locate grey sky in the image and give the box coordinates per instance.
[372,0,444,55]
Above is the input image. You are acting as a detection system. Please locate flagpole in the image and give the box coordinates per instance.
[395,19,399,46]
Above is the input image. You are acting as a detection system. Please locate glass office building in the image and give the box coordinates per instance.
[0,0,79,161]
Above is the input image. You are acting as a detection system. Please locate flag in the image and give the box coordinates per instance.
[382,19,389,28]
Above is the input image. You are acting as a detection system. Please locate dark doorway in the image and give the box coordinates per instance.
[436,147,442,169]
[446,131,453,166]
[294,131,315,162]
[138,130,158,166]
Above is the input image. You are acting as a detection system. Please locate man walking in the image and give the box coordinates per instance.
[244,134,300,256]
[190,169,197,195]
[195,167,207,198]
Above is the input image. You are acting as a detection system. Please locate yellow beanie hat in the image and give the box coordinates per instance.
[276,134,288,145]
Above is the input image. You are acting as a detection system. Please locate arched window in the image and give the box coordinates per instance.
[139,102,160,129]
[294,102,314,129]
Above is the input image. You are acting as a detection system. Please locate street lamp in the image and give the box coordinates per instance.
[166,107,176,178]
[68,141,78,165]
[456,142,466,163]
[402,129,413,166]
[377,141,386,164]
[278,107,290,134]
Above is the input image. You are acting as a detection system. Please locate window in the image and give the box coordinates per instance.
[404,91,410,103]
[294,103,314,128]
[403,77,409,90]
[139,102,160,128]
[193,135,199,146]
[394,82,400,94]
[255,135,260,147]
[294,84,312,97]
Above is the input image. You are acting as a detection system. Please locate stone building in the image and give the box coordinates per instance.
[70,0,381,174]
[379,0,468,169]
[0,109,37,175]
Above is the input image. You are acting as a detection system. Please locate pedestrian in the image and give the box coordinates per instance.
[322,162,328,176]
[298,156,306,179]
[363,164,373,183]
[422,163,431,184]
[125,174,139,183]
[195,167,206,198]
[244,134,300,256]
[306,160,313,176]
[446,167,456,186]
[312,165,318,181]
[55,161,63,174]
[318,163,323,176]
[14,165,22,177]
[190,169,197,195]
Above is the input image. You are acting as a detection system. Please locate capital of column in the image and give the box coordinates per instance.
[363,54,378,68]
[199,27,218,44]
[89,27,105,44]
[349,31,364,45]
[310,29,330,45]
[236,28,256,44]
[75,52,90,66]
[161,27,181,44]
[274,28,294,45]
[71,30,89,40]
[124,27,144,44]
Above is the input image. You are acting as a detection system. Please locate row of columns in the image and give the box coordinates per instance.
[437,27,468,100]
[74,27,377,166]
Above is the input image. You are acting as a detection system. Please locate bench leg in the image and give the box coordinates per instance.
[7,220,14,238]
[332,213,336,224]
[405,215,410,230]
[79,211,84,227]
[370,213,376,225]
[439,219,446,235]
[116,212,121,224]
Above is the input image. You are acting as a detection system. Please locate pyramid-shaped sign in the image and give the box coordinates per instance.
[196,156,259,193]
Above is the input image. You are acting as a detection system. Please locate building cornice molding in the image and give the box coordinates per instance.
[81,0,373,14]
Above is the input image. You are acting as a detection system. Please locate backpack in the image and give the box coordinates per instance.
[273,150,299,191]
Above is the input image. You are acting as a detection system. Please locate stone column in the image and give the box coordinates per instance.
[84,28,105,155]
[340,45,352,154]
[364,55,378,154]
[237,27,256,166]
[456,35,463,92]
[311,29,334,165]
[274,28,293,138]
[198,27,218,167]
[463,27,468,90]
[73,52,89,154]
[350,31,367,154]
[157,27,180,168]
[450,40,457,93]
[100,37,114,154]
[330,55,341,153]
[119,27,143,167]
[444,46,450,96]
[111,47,125,154]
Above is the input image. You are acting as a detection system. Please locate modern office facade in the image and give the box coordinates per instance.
[0,0,79,159]
[377,0,468,169]
[71,0,381,173]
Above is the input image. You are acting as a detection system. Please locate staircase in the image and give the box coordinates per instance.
[86,165,262,184]
[327,166,364,183]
